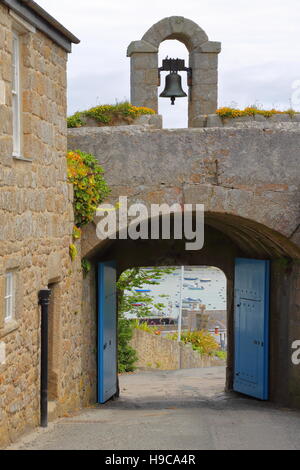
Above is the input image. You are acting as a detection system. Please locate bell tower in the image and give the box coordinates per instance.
[127,16,221,128]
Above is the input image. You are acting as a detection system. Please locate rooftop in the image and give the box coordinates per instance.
[1,0,80,52]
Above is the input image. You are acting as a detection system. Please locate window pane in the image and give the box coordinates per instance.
[5,273,11,297]
[12,35,18,93]
[13,94,20,153]
[12,33,20,156]
[12,63,16,93]
[4,272,14,321]
[5,296,11,321]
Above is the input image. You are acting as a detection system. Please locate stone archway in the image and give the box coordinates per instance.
[80,209,300,408]
[127,16,221,127]
[68,100,300,409]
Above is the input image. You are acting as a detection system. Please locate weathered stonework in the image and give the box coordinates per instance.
[1,3,300,449]
[76,113,163,129]
[0,2,83,449]
[192,113,300,129]
[68,121,300,410]
[131,329,225,370]
[68,123,300,258]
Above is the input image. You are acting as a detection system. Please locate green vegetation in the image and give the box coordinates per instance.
[118,318,138,373]
[117,267,175,319]
[81,258,92,278]
[214,350,227,360]
[69,244,78,261]
[117,267,175,373]
[167,330,221,357]
[134,320,161,335]
[67,150,110,228]
[67,102,156,128]
[72,225,82,240]
[216,106,298,119]
[67,112,85,128]
[67,149,110,263]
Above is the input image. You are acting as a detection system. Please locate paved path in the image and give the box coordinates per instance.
[8,367,300,450]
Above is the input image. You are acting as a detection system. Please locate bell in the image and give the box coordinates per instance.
[160,72,187,105]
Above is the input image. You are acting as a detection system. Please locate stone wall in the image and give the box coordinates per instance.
[0,4,85,448]
[2,4,299,450]
[75,114,163,129]
[193,113,300,129]
[131,329,225,370]
[69,118,300,410]
[68,123,300,258]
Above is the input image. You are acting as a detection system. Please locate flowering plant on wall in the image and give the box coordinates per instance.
[167,330,220,357]
[67,101,156,128]
[67,150,110,228]
[216,106,298,119]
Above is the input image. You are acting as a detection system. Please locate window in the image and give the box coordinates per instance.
[12,31,21,157]
[4,272,15,323]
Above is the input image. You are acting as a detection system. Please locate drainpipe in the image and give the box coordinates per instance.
[38,289,51,428]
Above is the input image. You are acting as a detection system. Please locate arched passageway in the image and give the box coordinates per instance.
[81,212,300,409]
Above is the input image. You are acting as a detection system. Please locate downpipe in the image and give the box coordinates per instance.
[38,289,51,428]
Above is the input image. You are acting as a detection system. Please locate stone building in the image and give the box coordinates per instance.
[69,17,300,414]
[1,10,300,449]
[0,0,81,447]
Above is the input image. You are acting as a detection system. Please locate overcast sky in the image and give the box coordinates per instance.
[38,0,300,128]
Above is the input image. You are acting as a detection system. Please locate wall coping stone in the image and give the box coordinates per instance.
[192,113,300,129]
[195,41,222,53]
[69,114,163,130]
[127,40,158,57]
[68,116,300,136]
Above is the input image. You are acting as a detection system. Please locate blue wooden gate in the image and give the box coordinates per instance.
[98,261,117,404]
[234,258,270,400]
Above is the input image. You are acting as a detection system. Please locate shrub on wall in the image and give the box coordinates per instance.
[67,112,85,128]
[216,106,298,119]
[67,102,156,128]
[167,330,220,356]
[134,320,161,336]
[67,150,110,228]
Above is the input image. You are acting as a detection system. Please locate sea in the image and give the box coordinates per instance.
[126,266,227,319]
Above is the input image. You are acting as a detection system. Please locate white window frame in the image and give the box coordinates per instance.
[12,31,21,158]
[4,271,15,323]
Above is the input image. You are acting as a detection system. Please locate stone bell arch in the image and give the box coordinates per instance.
[127,16,221,127]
